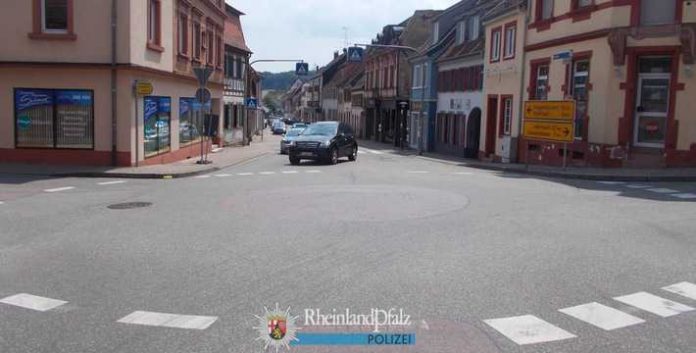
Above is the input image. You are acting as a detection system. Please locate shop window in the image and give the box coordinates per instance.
[179,98,207,146]
[490,27,501,62]
[571,59,590,139]
[144,96,171,157]
[15,89,94,149]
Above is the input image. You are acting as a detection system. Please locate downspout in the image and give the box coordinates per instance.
[110,0,118,166]
[515,1,530,164]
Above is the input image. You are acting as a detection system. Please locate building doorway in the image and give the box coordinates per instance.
[633,57,671,148]
[465,108,482,159]
[485,96,498,156]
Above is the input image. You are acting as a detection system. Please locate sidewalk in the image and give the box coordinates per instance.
[358,139,696,182]
[0,134,279,179]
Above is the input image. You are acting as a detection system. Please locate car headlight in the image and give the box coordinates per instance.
[288,141,296,146]
[321,140,331,147]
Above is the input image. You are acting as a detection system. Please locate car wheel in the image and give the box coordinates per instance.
[348,145,357,161]
[328,147,338,165]
[289,156,301,165]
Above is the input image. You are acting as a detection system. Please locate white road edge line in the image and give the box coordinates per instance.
[614,292,694,317]
[117,310,218,330]
[484,315,576,345]
[98,180,127,186]
[558,302,645,331]
[44,187,75,193]
[0,293,68,312]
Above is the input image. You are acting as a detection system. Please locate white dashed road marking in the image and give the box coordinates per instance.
[44,187,75,193]
[305,170,322,174]
[625,184,651,189]
[214,174,232,178]
[484,315,576,345]
[194,175,211,179]
[362,148,384,155]
[663,282,696,301]
[0,201,4,205]
[614,292,694,317]
[671,193,696,199]
[259,171,276,175]
[598,181,625,185]
[453,172,474,175]
[559,302,645,331]
[357,151,366,154]
[0,293,68,312]
[282,171,299,174]
[407,171,429,174]
[646,188,679,194]
[237,172,254,176]
[117,311,218,330]
[98,180,127,186]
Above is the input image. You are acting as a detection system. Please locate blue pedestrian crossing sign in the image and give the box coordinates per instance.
[348,47,364,62]
[296,63,309,76]
[246,97,258,109]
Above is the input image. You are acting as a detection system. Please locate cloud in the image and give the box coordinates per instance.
[227,0,460,72]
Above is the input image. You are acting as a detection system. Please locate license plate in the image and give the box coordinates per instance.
[299,152,314,157]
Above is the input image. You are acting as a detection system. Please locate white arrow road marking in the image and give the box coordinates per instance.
[671,193,696,199]
[44,187,75,193]
[559,302,645,331]
[484,315,576,345]
[0,293,68,312]
[117,311,218,330]
[614,292,694,317]
[663,282,696,301]
[98,180,127,186]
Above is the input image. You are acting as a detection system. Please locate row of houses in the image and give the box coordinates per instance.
[0,0,264,167]
[284,0,696,168]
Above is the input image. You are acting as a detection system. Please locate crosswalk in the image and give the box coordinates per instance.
[596,181,696,200]
[485,281,696,346]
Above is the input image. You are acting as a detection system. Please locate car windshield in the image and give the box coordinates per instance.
[301,124,336,136]
[285,129,303,137]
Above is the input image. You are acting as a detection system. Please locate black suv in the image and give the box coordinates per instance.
[287,121,358,165]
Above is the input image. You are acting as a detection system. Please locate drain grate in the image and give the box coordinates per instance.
[107,202,153,210]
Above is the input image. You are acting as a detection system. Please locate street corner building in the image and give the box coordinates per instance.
[482,0,696,168]
[0,0,235,167]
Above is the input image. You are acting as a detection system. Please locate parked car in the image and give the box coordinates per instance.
[280,128,306,154]
[272,121,286,135]
[287,121,357,165]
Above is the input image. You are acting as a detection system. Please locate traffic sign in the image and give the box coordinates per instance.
[135,81,154,96]
[348,47,364,62]
[523,121,574,142]
[296,63,309,76]
[524,101,575,122]
[553,50,573,61]
[246,97,258,109]
[196,88,212,104]
[193,66,214,87]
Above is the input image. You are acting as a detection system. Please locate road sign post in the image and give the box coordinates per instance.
[523,100,576,169]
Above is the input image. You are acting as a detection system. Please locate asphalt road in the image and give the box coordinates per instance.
[1,136,696,353]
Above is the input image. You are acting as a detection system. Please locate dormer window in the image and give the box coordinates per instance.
[433,22,439,43]
[456,21,465,45]
[467,15,480,41]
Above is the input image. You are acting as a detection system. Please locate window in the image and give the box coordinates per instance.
[500,97,512,136]
[490,28,502,62]
[144,96,171,157]
[42,0,68,33]
[467,15,480,41]
[537,0,554,21]
[640,0,677,26]
[575,0,593,8]
[179,98,206,145]
[147,0,161,47]
[533,64,549,100]
[193,18,202,60]
[503,24,516,59]
[413,65,422,88]
[390,65,395,88]
[571,59,590,139]
[217,34,223,68]
[177,13,189,55]
[15,89,94,149]
[207,28,215,65]
[457,21,465,45]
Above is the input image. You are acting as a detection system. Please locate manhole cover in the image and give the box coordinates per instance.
[107,202,153,210]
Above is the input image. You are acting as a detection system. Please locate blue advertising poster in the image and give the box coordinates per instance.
[55,90,93,106]
[144,96,171,156]
[15,89,53,111]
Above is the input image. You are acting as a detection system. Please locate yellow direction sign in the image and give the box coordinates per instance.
[523,121,574,142]
[135,81,154,96]
[524,101,575,122]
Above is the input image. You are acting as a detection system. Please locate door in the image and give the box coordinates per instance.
[634,73,670,148]
[466,108,482,159]
[485,97,498,156]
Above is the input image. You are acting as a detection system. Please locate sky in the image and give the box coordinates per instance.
[227,0,461,73]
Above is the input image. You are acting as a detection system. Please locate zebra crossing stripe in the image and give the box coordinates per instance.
[614,292,694,317]
[0,293,68,312]
[484,315,576,345]
[559,302,645,331]
[663,282,696,301]
[117,311,218,330]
